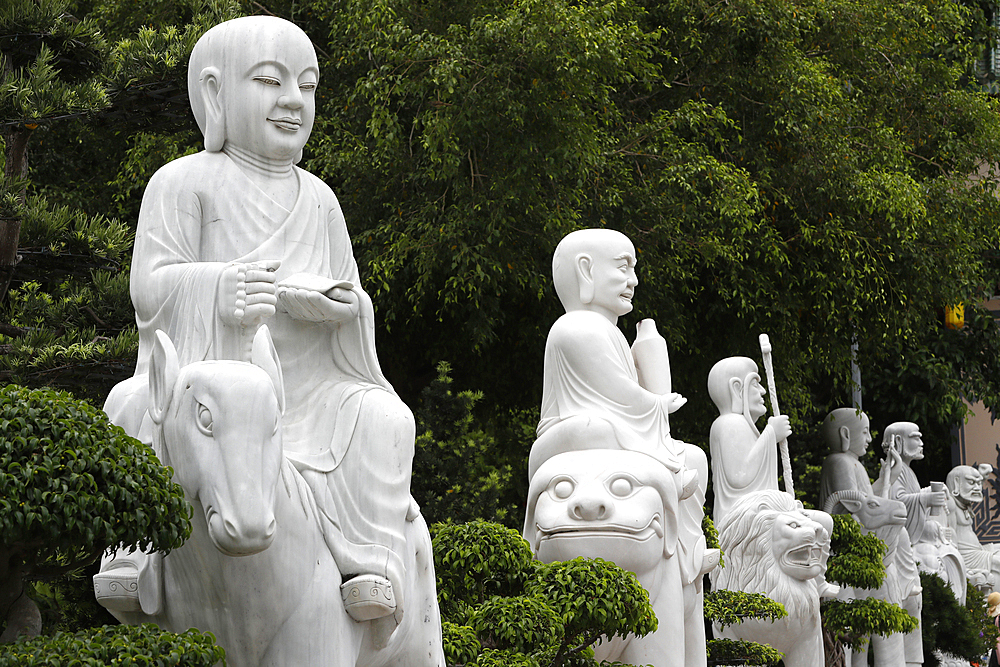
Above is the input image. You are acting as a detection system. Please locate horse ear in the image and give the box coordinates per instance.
[252,325,285,413]
[148,330,179,425]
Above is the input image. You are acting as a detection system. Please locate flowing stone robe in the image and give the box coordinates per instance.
[891,465,933,544]
[946,494,1000,591]
[538,311,681,464]
[709,413,778,526]
[110,151,412,596]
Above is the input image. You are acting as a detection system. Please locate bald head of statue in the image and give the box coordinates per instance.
[551,229,638,324]
[188,16,319,160]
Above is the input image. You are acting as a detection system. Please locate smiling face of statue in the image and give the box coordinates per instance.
[189,17,318,161]
[224,24,318,160]
[552,230,638,323]
[846,413,871,458]
[822,408,870,457]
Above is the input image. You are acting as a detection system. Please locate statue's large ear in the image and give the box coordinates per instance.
[729,376,744,414]
[576,253,595,305]
[148,330,180,425]
[838,425,852,452]
[251,325,285,413]
[199,66,225,152]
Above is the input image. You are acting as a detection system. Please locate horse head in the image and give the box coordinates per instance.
[148,327,286,556]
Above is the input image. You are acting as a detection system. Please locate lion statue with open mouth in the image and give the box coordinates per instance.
[713,489,831,667]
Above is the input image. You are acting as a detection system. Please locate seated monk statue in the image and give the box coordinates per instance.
[707,356,791,526]
[95,16,413,624]
[945,464,1000,594]
[707,356,834,591]
[820,408,919,667]
[526,228,715,667]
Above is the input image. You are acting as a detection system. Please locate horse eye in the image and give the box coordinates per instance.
[197,404,214,435]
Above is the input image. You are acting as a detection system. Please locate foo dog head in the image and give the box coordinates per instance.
[523,449,680,578]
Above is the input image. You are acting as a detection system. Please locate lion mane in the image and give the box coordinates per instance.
[714,490,819,620]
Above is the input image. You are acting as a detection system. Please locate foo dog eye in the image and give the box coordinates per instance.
[608,475,636,498]
[196,403,214,436]
[550,477,575,500]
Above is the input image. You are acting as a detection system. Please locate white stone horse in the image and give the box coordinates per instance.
[108,328,444,667]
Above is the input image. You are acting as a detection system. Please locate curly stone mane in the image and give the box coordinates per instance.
[714,490,818,617]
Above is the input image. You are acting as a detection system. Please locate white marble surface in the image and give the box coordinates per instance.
[714,490,831,667]
[93,16,442,666]
[707,356,789,527]
[819,408,915,667]
[99,329,443,666]
[946,464,1000,594]
[525,449,685,666]
[524,229,715,667]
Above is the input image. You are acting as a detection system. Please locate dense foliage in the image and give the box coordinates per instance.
[412,362,520,526]
[822,514,917,651]
[0,385,190,638]
[0,624,225,666]
[918,571,997,666]
[432,520,656,666]
[2,0,999,484]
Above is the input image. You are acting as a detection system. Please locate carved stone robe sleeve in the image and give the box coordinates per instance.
[538,311,675,461]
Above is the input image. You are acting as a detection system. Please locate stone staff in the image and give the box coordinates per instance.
[759,334,794,496]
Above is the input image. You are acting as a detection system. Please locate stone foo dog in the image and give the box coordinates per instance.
[523,448,685,667]
[714,490,831,667]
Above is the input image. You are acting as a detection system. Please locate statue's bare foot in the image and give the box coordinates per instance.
[341,574,396,622]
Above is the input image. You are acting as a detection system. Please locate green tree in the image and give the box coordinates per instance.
[412,361,520,526]
[291,0,1000,480]
[432,520,656,666]
[0,0,240,400]
[0,385,190,640]
[821,514,917,658]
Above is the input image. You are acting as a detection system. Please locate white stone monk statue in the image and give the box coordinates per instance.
[95,16,414,625]
[945,464,1000,593]
[707,356,791,526]
[819,408,917,667]
[525,228,716,667]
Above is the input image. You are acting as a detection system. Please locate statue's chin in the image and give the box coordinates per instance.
[536,529,662,573]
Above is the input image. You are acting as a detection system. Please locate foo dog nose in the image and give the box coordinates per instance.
[572,496,610,521]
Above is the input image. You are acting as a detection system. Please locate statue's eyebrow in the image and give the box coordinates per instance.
[613,252,636,266]
[244,60,286,76]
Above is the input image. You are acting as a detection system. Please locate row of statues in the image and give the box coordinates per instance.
[521,226,1000,667]
[88,14,998,667]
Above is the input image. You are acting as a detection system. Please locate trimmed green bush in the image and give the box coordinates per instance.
[0,624,224,666]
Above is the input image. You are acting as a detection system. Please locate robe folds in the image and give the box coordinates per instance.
[538,311,681,468]
[709,414,778,527]
[116,150,411,595]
